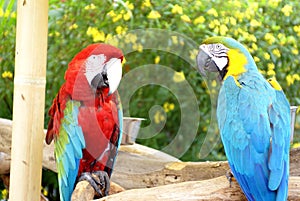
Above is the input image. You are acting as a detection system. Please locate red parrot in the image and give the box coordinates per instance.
[46,44,124,201]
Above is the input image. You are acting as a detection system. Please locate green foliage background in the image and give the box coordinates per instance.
[1,0,300,200]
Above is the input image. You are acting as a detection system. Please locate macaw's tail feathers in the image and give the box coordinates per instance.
[230,163,277,201]
[275,162,289,201]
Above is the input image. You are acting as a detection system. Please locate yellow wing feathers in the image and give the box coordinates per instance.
[267,77,282,91]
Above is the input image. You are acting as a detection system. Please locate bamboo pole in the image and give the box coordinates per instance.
[9,0,48,200]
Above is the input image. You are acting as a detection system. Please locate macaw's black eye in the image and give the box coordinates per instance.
[216,44,221,49]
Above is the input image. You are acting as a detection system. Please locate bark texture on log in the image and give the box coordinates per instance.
[1,118,300,200]
[112,146,229,189]
[96,176,300,201]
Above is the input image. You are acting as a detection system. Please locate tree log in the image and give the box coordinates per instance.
[1,118,300,200]
[96,176,300,201]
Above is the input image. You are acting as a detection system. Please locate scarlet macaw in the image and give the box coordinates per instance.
[196,37,290,201]
[46,44,123,201]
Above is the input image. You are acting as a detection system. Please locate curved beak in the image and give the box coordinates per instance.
[106,58,122,95]
[196,49,219,77]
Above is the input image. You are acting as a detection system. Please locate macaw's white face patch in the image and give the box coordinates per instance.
[85,54,106,85]
[200,43,229,71]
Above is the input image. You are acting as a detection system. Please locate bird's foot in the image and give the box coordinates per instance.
[78,171,110,198]
[226,169,234,188]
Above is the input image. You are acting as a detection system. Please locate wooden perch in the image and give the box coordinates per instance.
[111,144,229,189]
[95,176,300,201]
[1,118,300,200]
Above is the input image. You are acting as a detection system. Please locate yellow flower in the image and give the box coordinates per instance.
[115,26,127,35]
[292,142,300,149]
[250,2,259,11]
[264,33,275,44]
[180,14,191,23]
[126,1,134,10]
[122,57,127,65]
[154,110,165,124]
[293,25,300,34]
[272,49,281,57]
[163,102,175,113]
[250,33,259,42]
[254,56,260,62]
[213,27,219,35]
[264,52,270,60]
[127,33,137,43]
[293,74,300,81]
[207,8,218,17]
[49,31,60,37]
[267,69,276,76]
[193,16,205,25]
[154,56,160,64]
[107,10,116,18]
[208,19,220,29]
[42,187,48,196]
[123,11,132,21]
[250,19,261,27]
[287,36,296,44]
[171,35,178,45]
[219,24,228,36]
[86,27,105,42]
[268,63,275,70]
[292,48,298,55]
[259,69,266,75]
[84,3,96,10]
[281,4,293,16]
[229,17,237,26]
[251,43,258,51]
[1,189,8,199]
[278,33,287,45]
[10,11,16,18]
[2,71,13,79]
[169,103,175,111]
[269,0,281,7]
[189,49,198,60]
[173,71,185,82]
[147,10,161,19]
[211,80,217,87]
[133,43,143,52]
[286,74,294,86]
[142,0,152,8]
[113,14,123,22]
[68,23,78,30]
[172,4,183,15]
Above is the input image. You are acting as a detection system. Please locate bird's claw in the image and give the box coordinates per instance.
[78,171,110,197]
[226,169,234,188]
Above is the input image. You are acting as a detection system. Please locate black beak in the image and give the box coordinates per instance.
[91,71,109,90]
[196,49,219,77]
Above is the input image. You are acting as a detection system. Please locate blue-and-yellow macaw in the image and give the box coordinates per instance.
[196,37,291,201]
[46,44,124,201]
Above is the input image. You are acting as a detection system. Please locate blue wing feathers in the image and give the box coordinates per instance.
[55,100,85,201]
[217,74,290,201]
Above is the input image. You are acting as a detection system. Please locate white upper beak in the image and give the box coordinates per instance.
[106,58,122,95]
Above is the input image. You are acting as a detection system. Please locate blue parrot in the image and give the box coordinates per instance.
[196,36,291,201]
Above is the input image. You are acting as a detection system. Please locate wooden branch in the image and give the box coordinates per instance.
[71,180,125,201]
[96,176,300,201]
[1,118,300,200]
[0,152,10,174]
[112,146,229,189]
[290,147,300,176]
